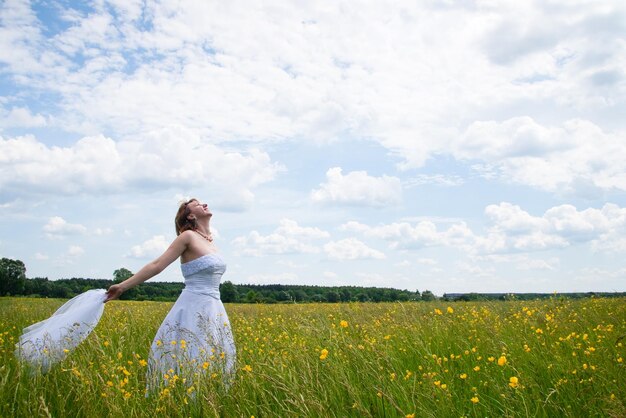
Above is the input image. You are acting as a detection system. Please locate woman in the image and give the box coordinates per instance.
[17,198,236,389]
[106,198,236,390]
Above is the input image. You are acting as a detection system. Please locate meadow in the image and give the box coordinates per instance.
[0,297,624,417]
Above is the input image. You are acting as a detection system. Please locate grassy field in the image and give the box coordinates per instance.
[0,297,624,417]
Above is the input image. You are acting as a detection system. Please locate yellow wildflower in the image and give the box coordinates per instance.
[340,320,348,328]
[242,364,253,372]
[320,348,329,360]
[508,376,519,388]
[471,396,479,404]
[447,306,454,314]
[497,356,507,366]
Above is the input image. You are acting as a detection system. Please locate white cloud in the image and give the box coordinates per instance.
[485,202,549,233]
[482,202,626,253]
[67,245,84,257]
[275,218,330,240]
[342,220,474,250]
[311,167,402,207]
[128,235,169,259]
[345,202,626,255]
[324,238,386,261]
[52,245,85,266]
[43,216,87,238]
[34,252,49,260]
[232,219,328,256]
[1,1,624,177]
[0,129,282,209]
[0,106,47,128]
[403,174,464,188]
[454,118,626,195]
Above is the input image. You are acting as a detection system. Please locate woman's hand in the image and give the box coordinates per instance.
[105,284,124,303]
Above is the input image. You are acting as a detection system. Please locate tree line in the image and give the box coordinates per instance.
[0,258,427,303]
[2,258,624,302]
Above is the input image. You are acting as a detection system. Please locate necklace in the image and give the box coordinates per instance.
[194,229,213,242]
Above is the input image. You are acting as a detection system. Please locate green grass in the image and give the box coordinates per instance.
[1,297,624,417]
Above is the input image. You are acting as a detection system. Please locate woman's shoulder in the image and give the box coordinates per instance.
[176,229,197,243]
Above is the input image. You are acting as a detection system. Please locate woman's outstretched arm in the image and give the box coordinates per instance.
[105,232,190,302]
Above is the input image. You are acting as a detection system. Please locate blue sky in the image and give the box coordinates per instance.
[1,0,625,295]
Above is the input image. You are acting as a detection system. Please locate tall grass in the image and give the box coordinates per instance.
[1,297,624,417]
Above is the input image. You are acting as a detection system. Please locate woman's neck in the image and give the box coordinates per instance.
[195,220,211,235]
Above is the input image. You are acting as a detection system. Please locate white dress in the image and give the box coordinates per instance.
[15,289,107,372]
[15,253,236,388]
[146,252,236,391]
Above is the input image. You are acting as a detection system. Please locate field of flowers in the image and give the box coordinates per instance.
[0,296,624,417]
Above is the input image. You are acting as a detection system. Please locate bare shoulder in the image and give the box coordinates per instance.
[176,230,196,244]
[171,231,193,250]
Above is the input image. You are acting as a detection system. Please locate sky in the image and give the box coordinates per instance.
[1,0,625,295]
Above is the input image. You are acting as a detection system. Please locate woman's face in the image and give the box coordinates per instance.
[187,199,212,219]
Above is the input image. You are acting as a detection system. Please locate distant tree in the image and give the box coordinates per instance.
[458,293,483,301]
[262,295,277,304]
[274,290,291,302]
[421,290,436,301]
[113,268,133,284]
[369,289,383,302]
[246,290,258,303]
[397,293,409,302]
[326,291,340,303]
[356,293,369,302]
[0,258,26,296]
[23,277,49,296]
[220,281,238,303]
[311,294,324,302]
[340,289,351,302]
[50,284,71,298]
[113,268,138,299]
[292,289,307,302]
